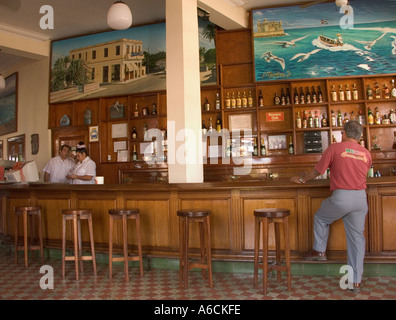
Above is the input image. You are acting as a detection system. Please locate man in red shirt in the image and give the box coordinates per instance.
[291,121,372,293]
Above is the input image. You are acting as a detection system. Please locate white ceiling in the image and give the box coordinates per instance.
[0,0,316,73]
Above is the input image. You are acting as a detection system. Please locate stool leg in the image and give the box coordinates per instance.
[14,214,19,264]
[88,214,97,277]
[274,221,281,283]
[109,215,113,279]
[253,216,260,286]
[283,217,292,291]
[262,218,268,295]
[135,215,144,277]
[72,215,79,280]
[178,217,184,283]
[23,210,28,268]
[205,215,213,288]
[78,218,84,274]
[37,212,45,264]
[183,217,189,288]
[62,215,66,277]
[122,215,129,282]
[199,220,206,280]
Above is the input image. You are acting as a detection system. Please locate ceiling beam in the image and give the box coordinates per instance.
[197,0,248,30]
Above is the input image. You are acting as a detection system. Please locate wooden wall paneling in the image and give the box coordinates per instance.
[221,63,253,87]
[367,186,380,253]
[378,186,396,251]
[296,188,310,252]
[74,99,100,126]
[216,29,252,65]
[230,189,242,253]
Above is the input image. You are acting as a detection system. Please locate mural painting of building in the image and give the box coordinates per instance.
[255,19,286,38]
[69,38,146,84]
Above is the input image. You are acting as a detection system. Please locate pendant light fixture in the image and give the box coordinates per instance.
[0,74,5,90]
[107,1,133,30]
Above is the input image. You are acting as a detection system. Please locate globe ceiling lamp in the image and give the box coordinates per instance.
[335,0,348,7]
[107,1,132,30]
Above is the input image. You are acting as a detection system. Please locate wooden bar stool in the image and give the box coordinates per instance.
[14,206,44,267]
[253,208,291,294]
[177,209,213,288]
[108,209,143,282]
[61,209,97,280]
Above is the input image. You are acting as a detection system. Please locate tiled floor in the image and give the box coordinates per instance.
[1,248,395,301]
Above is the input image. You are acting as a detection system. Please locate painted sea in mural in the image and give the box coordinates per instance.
[253,0,396,81]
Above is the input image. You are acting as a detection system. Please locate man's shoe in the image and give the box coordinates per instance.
[349,283,361,293]
[303,250,327,261]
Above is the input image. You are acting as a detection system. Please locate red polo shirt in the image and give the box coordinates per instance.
[315,141,372,191]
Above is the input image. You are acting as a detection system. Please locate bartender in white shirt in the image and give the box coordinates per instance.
[43,144,76,183]
[66,142,96,184]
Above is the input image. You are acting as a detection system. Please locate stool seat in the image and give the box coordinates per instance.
[14,206,44,267]
[108,208,143,282]
[254,208,290,218]
[177,209,210,218]
[61,209,96,280]
[177,209,213,288]
[109,209,139,216]
[254,208,291,294]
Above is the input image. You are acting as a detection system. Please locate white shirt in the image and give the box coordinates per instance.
[43,156,76,183]
[69,156,96,184]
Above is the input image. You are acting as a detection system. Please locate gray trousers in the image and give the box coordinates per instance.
[313,189,368,283]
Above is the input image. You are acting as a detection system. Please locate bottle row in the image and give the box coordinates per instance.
[132,103,158,117]
[367,80,396,100]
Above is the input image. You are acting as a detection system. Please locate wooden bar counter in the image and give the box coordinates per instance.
[1,177,396,263]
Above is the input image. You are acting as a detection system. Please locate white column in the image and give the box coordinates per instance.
[166,0,203,183]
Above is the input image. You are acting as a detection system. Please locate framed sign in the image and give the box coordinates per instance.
[268,135,287,150]
[0,73,18,136]
[89,126,99,142]
[252,0,396,82]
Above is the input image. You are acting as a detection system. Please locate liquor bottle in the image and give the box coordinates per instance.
[216,115,222,132]
[331,110,337,127]
[321,113,328,127]
[132,145,138,161]
[236,92,242,108]
[231,92,236,108]
[314,111,320,128]
[131,127,137,139]
[226,140,232,157]
[134,103,139,117]
[367,165,374,178]
[260,138,266,156]
[215,93,221,110]
[300,87,305,104]
[345,84,352,101]
[308,111,314,128]
[151,103,157,115]
[204,97,211,111]
[375,107,381,124]
[339,84,345,101]
[382,114,390,124]
[337,109,343,127]
[343,112,349,124]
[367,84,373,100]
[288,136,294,154]
[312,86,317,103]
[274,92,280,105]
[258,90,264,107]
[248,91,254,108]
[389,109,396,124]
[161,127,167,139]
[374,82,381,99]
[393,132,396,149]
[391,79,396,98]
[383,83,390,99]
[306,86,311,104]
[242,92,248,108]
[143,123,148,135]
[302,111,308,128]
[367,107,374,125]
[331,85,338,102]
[142,105,149,116]
[294,88,299,105]
[318,86,323,103]
[202,120,207,135]
[350,110,356,121]
[286,88,291,105]
[352,83,359,100]
[281,88,286,105]
[358,110,365,125]
[253,138,258,156]
[225,92,231,109]
[208,117,213,132]
[296,111,302,129]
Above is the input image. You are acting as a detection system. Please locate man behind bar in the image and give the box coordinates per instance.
[290,121,372,293]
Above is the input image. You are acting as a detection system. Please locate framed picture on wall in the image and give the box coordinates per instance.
[89,126,99,142]
[0,140,3,160]
[252,0,396,82]
[0,72,18,136]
